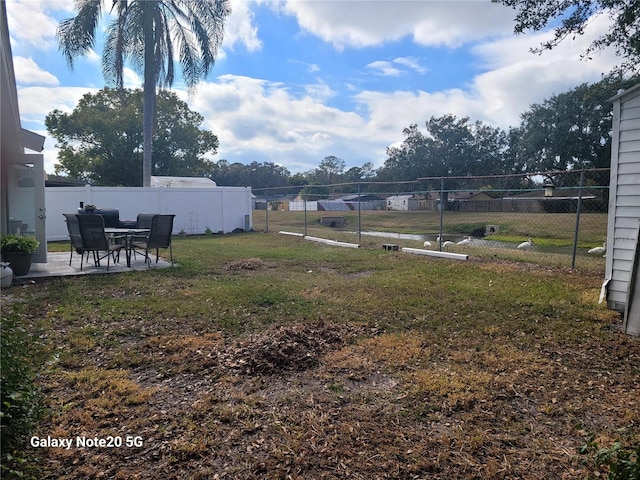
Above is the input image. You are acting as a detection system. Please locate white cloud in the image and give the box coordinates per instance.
[17,86,98,173]
[366,61,401,77]
[467,13,621,127]
[393,57,428,74]
[5,0,62,50]
[349,12,623,158]
[288,59,320,73]
[222,0,262,53]
[14,57,59,85]
[304,82,336,101]
[366,57,429,76]
[188,74,376,172]
[85,48,101,64]
[122,68,142,89]
[280,0,515,49]
[17,86,98,123]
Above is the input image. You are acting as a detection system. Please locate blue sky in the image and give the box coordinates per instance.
[6,0,622,176]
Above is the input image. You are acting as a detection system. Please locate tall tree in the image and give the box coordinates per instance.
[211,161,291,189]
[343,162,376,182]
[510,74,639,172]
[46,88,219,185]
[381,115,510,181]
[57,0,230,186]
[495,0,640,73]
[315,155,346,184]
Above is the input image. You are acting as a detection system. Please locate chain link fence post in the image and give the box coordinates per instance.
[571,170,585,269]
[265,189,269,233]
[439,177,444,251]
[357,182,362,243]
[304,199,308,236]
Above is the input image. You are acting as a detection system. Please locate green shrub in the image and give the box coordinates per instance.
[580,437,639,480]
[1,309,43,477]
[0,235,40,255]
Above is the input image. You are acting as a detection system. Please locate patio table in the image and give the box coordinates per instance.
[104,228,150,267]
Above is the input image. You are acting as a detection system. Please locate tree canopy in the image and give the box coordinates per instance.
[379,115,509,181]
[495,0,640,73]
[315,156,346,185]
[211,160,291,189]
[508,73,638,172]
[46,88,218,186]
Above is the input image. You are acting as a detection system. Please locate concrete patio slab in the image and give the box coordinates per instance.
[14,251,172,280]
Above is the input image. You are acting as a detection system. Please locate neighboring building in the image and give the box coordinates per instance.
[386,195,420,211]
[1,3,47,262]
[604,84,640,336]
[150,176,217,188]
[336,194,385,211]
[504,187,602,213]
[317,200,351,211]
[426,191,493,202]
[45,175,85,187]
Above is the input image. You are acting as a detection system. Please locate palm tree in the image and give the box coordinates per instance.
[57,0,230,187]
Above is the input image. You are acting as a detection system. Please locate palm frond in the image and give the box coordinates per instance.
[57,0,105,68]
[102,14,127,87]
[59,0,230,88]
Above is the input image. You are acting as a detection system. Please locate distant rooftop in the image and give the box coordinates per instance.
[150,176,217,188]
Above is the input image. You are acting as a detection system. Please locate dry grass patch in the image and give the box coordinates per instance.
[63,368,157,411]
[359,332,431,368]
[408,365,496,411]
[9,235,639,479]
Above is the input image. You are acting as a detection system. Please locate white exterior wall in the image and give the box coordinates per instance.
[45,185,253,241]
[606,84,640,314]
[386,195,418,211]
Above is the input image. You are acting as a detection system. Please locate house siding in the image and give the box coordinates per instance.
[606,84,640,314]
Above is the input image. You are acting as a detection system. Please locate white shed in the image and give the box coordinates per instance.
[604,84,640,335]
[386,195,419,211]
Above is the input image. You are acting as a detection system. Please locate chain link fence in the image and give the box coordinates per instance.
[253,169,610,271]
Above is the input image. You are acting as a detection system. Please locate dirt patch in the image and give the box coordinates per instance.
[219,321,364,375]
[224,257,269,271]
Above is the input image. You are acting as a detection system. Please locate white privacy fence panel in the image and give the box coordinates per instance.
[45,186,253,241]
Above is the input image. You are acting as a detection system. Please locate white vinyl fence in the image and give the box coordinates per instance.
[45,185,253,241]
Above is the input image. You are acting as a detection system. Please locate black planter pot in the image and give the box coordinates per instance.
[2,252,33,276]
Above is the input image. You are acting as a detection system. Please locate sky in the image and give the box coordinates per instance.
[6,0,623,176]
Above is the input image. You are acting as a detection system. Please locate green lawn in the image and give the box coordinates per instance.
[2,232,637,479]
[255,210,608,270]
[255,209,608,242]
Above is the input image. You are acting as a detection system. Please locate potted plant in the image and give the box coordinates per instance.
[0,235,39,276]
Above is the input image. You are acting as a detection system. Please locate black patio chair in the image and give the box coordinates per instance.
[131,214,175,267]
[63,213,89,268]
[76,214,124,271]
[136,213,157,229]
